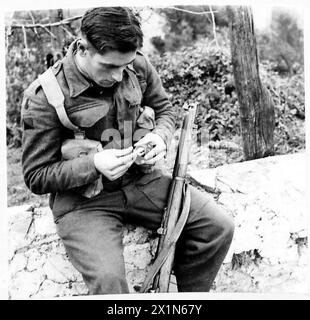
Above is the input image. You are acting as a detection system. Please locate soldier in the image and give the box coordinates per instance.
[21,7,234,294]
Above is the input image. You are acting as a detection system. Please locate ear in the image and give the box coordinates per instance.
[76,38,88,56]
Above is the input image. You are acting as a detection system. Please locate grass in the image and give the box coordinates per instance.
[7,147,49,207]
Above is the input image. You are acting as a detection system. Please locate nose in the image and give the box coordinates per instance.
[111,67,124,82]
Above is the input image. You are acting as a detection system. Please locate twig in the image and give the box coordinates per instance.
[9,15,82,29]
[60,25,75,39]
[42,26,57,39]
[209,5,219,49]
[21,25,30,58]
[28,11,38,36]
[163,6,218,15]
[186,174,222,195]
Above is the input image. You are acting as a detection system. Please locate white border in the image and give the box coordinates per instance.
[1,0,309,301]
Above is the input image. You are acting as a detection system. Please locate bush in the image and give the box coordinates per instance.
[6,30,305,156]
[149,41,238,140]
[257,9,303,75]
[149,39,305,152]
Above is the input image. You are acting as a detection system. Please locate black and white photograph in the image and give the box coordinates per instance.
[2,0,309,300]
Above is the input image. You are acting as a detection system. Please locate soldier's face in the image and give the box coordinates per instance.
[82,49,137,87]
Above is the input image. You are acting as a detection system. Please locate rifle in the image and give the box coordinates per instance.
[140,102,198,293]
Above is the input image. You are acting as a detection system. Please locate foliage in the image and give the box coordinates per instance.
[6,9,78,147]
[7,147,49,207]
[155,6,303,76]
[149,39,305,154]
[5,9,305,156]
[150,41,237,139]
[257,9,304,74]
[5,10,305,207]
[155,6,229,52]
[6,47,45,147]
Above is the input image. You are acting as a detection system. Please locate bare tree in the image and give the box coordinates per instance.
[227,6,275,160]
[48,9,66,63]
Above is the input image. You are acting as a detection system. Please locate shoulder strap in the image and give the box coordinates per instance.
[38,68,81,133]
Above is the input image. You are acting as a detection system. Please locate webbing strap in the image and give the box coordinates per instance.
[38,68,80,132]
[140,183,191,293]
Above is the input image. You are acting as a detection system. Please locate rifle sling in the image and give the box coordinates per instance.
[38,68,81,133]
[140,182,191,293]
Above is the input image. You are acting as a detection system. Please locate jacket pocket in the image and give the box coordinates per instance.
[123,88,142,109]
[136,106,155,130]
[67,100,110,128]
[122,70,143,108]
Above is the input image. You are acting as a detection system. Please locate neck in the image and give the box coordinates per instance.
[74,53,91,81]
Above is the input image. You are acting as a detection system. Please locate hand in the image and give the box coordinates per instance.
[134,133,166,166]
[93,147,136,181]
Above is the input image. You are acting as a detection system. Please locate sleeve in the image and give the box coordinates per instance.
[140,55,176,149]
[21,89,100,195]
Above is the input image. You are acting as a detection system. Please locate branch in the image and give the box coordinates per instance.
[162,6,218,15]
[9,14,82,29]
[21,25,30,58]
[28,11,38,36]
[60,25,75,39]
[209,5,220,49]
[42,26,57,39]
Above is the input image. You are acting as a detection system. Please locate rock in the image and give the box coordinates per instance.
[10,270,45,299]
[8,152,308,298]
[9,253,27,275]
[191,153,308,294]
[34,280,67,299]
[124,243,153,270]
[8,209,158,298]
[33,210,56,236]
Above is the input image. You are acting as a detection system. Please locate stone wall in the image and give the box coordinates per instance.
[8,205,159,298]
[8,153,309,298]
[190,152,308,293]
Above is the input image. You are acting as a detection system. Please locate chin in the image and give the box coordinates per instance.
[98,81,115,87]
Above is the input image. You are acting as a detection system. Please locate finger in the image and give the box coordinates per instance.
[111,158,135,175]
[114,147,133,157]
[107,152,135,171]
[144,145,166,160]
[118,152,137,165]
[108,170,126,181]
[134,135,153,148]
[110,165,131,180]
[143,151,166,165]
[133,147,145,157]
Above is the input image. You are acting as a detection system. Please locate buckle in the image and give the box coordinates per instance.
[157,227,166,235]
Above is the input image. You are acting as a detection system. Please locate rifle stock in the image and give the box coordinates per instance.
[152,103,198,292]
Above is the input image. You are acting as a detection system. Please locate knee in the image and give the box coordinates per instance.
[201,199,235,245]
[87,269,129,295]
[220,213,235,244]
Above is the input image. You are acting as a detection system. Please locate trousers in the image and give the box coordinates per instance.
[55,169,234,294]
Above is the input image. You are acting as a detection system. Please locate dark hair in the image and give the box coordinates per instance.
[80,7,143,54]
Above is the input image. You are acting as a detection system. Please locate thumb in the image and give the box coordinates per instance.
[134,135,152,147]
[114,146,133,157]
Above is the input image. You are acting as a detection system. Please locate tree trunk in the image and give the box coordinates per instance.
[48,9,66,61]
[227,6,275,160]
